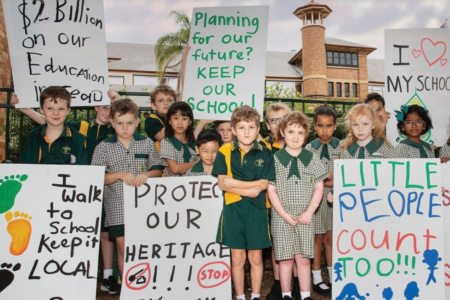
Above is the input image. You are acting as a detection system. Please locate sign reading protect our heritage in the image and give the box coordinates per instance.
[183,6,269,120]
[332,159,445,300]
[2,0,110,108]
[0,164,104,299]
[385,28,450,146]
[122,176,231,300]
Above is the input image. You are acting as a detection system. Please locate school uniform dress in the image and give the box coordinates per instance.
[440,143,450,159]
[145,111,165,152]
[341,137,398,159]
[91,133,162,229]
[160,137,199,177]
[270,148,328,260]
[305,137,340,234]
[185,160,209,176]
[22,123,88,165]
[396,139,435,158]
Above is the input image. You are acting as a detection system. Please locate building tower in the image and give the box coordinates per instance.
[293,1,331,99]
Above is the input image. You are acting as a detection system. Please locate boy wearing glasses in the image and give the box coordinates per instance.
[262,103,292,153]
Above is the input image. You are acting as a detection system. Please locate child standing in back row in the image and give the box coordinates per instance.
[268,111,328,300]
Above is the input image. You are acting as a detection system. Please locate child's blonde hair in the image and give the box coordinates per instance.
[150,84,177,103]
[265,102,292,121]
[276,111,310,146]
[341,103,389,150]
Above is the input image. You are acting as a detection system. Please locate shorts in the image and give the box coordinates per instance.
[101,205,109,233]
[108,225,124,238]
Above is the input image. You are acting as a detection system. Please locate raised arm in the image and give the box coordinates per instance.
[10,93,46,124]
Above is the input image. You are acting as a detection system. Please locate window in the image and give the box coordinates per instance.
[352,83,357,97]
[344,83,350,97]
[328,82,334,97]
[336,83,342,97]
[326,51,358,67]
[133,75,177,89]
[109,76,124,85]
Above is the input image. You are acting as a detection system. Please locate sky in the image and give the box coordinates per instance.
[103,0,450,60]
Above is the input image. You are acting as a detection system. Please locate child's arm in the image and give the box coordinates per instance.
[298,180,324,224]
[133,170,163,186]
[222,175,268,191]
[107,89,121,102]
[217,175,262,198]
[178,42,190,102]
[166,159,197,175]
[153,129,165,142]
[10,93,46,124]
[267,184,297,225]
[324,172,333,187]
[194,119,215,139]
[327,191,334,203]
[105,172,135,186]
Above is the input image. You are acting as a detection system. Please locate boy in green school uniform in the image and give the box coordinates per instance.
[212,105,275,300]
[22,86,88,165]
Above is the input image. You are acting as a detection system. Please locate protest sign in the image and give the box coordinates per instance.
[0,164,104,299]
[121,176,231,300]
[385,28,450,147]
[183,6,269,120]
[2,0,110,108]
[333,159,444,299]
[441,163,450,299]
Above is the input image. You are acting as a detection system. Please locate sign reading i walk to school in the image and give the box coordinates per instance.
[2,0,110,108]
[0,164,104,299]
[121,176,231,300]
[332,159,445,300]
[183,6,269,120]
[385,28,450,147]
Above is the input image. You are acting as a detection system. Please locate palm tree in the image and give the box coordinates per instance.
[154,10,190,94]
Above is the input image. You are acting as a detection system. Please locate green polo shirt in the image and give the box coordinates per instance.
[68,120,115,162]
[145,112,165,142]
[262,135,282,154]
[212,138,275,208]
[22,123,88,165]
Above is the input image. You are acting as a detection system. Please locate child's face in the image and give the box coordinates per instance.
[403,112,425,139]
[94,105,111,124]
[351,115,374,144]
[314,115,336,143]
[281,122,306,151]
[232,120,259,147]
[40,98,70,127]
[266,110,287,136]
[169,111,191,136]
[111,112,139,141]
[367,100,385,117]
[217,122,235,143]
[150,92,175,116]
[196,141,220,166]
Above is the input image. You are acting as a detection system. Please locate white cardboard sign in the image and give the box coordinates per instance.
[0,164,105,299]
[2,0,110,108]
[441,163,450,299]
[183,6,269,120]
[122,176,231,300]
[333,159,444,300]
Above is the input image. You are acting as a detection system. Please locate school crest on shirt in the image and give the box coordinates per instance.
[254,158,264,167]
[61,146,71,154]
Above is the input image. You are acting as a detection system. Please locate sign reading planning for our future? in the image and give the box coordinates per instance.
[332,159,444,300]
[2,0,110,108]
[183,6,269,120]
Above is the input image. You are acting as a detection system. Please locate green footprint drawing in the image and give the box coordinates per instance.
[0,175,28,214]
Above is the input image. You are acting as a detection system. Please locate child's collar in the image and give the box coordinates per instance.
[310,137,340,149]
[347,137,384,157]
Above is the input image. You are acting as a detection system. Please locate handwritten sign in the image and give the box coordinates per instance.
[332,159,444,299]
[2,0,110,108]
[385,29,450,146]
[122,176,231,300]
[0,164,104,299]
[183,6,269,120]
[441,163,450,299]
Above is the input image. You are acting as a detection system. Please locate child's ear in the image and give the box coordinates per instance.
[150,102,157,111]
[136,118,140,127]
[195,146,199,155]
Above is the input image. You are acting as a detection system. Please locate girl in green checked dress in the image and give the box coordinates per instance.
[305,104,339,296]
[267,111,328,300]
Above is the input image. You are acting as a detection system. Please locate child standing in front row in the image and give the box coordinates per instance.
[305,104,339,295]
[395,105,435,158]
[160,102,199,176]
[185,129,221,176]
[268,111,328,300]
[340,104,397,159]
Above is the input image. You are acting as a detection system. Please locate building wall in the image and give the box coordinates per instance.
[0,1,11,161]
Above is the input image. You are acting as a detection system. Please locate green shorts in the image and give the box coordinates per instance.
[216,200,271,250]
[108,225,124,238]
[100,206,109,233]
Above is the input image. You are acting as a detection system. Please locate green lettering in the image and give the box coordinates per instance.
[226,83,235,96]
[197,100,205,112]
[233,65,245,78]
[208,15,217,25]
[228,102,238,113]
[426,162,438,189]
[360,161,365,187]
[377,258,394,276]
[209,67,219,78]
[221,67,230,78]
[388,161,404,187]
[187,97,195,111]
[371,161,381,187]
[197,67,206,79]
[341,165,356,187]
[207,101,217,114]
[194,12,204,26]
[338,257,354,278]
[406,161,423,189]
[218,102,227,113]
[356,258,370,277]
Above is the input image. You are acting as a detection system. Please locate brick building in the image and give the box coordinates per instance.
[0,0,11,161]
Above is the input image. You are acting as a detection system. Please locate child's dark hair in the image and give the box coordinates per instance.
[164,102,195,144]
[197,130,222,148]
[150,84,177,104]
[110,98,139,119]
[365,92,385,107]
[40,86,71,108]
[313,103,337,123]
[397,104,433,136]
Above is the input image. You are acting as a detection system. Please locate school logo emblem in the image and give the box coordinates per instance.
[61,146,71,154]
[254,158,264,167]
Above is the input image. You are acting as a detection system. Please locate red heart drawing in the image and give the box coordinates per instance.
[412,49,421,58]
[441,58,448,66]
[421,38,447,66]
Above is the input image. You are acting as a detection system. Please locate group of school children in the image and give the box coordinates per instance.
[11,84,450,300]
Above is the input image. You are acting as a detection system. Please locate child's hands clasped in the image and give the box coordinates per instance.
[298,211,313,225]
[281,212,298,226]
[245,186,261,198]
[120,172,148,187]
